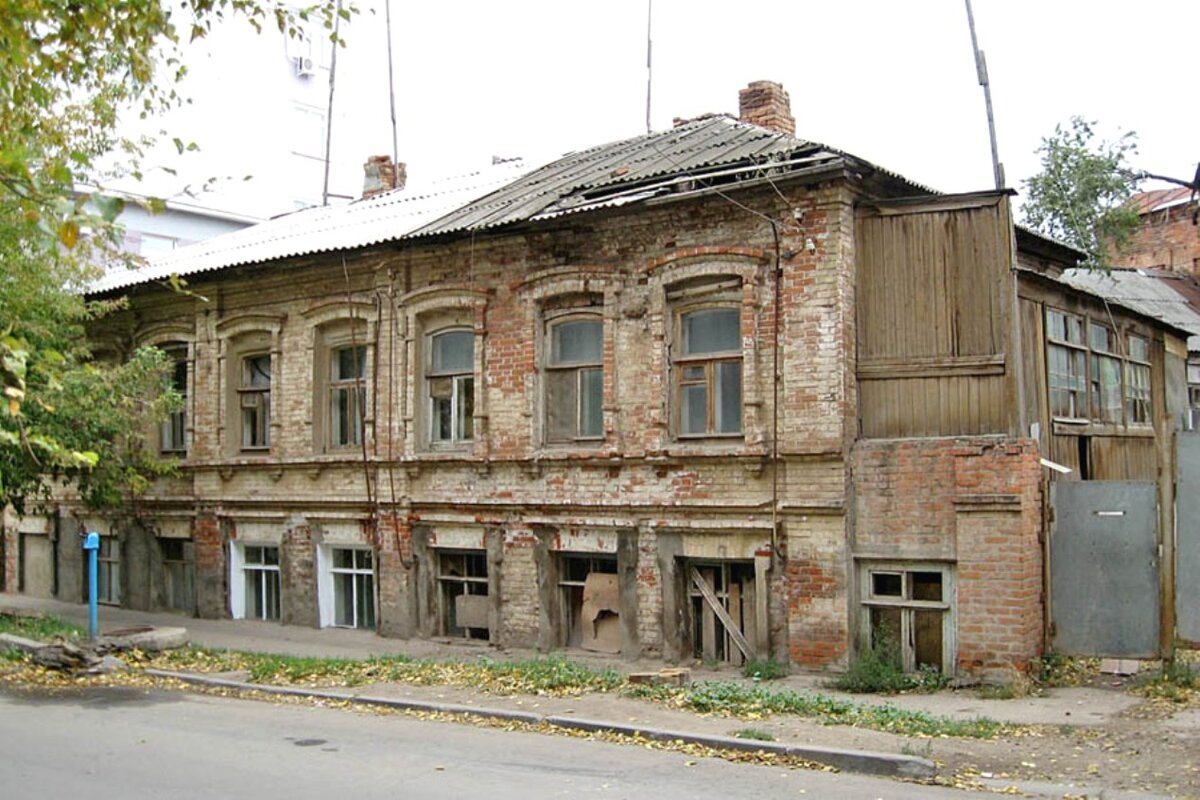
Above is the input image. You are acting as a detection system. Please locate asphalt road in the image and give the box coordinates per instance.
[0,685,972,799]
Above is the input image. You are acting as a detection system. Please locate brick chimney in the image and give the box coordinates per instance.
[362,155,406,199]
[738,80,796,136]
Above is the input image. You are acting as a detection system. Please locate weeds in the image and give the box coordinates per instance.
[742,658,787,681]
[627,679,1008,738]
[1134,658,1199,704]
[828,626,913,694]
[731,727,775,741]
[1036,652,1098,687]
[0,613,83,643]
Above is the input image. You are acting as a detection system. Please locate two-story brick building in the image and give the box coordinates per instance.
[5,82,1188,679]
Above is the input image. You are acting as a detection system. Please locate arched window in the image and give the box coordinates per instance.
[428,328,475,444]
[545,316,603,443]
[675,307,742,436]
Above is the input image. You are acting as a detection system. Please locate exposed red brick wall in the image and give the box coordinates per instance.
[1122,203,1200,272]
[853,437,1044,678]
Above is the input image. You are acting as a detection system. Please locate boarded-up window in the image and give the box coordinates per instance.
[559,554,618,649]
[437,550,488,638]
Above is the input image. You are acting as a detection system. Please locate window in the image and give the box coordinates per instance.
[1088,323,1122,423]
[159,538,194,613]
[686,560,758,665]
[160,344,188,454]
[427,329,474,445]
[545,318,603,443]
[558,554,617,648]
[675,307,742,436]
[239,354,271,449]
[328,345,366,448]
[330,548,374,629]
[291,103,327,160]
[437,550,488,638]
[860,564,952,674]
[96,536,120,605]
[1046,309,1086,418]
[1046,308,1153,427]
[241,545,281,621]
[1126,334,1151,424]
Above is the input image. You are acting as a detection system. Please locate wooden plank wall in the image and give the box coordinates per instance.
[856,195,1015,438]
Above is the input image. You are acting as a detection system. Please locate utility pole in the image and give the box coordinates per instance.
[965,0,1004,190]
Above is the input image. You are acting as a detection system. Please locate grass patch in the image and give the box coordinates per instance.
[731,727,775,741]
[628,680,1007,738]
[742,658,787,681]
[141,648,624,695]
[0,613,83,643]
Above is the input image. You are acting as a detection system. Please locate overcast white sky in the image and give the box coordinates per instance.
[165,0,1199,215]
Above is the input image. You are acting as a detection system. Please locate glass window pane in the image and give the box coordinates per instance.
[356,573,375,628]
[545,369,575,443]
[244,355,271,387]
[1128,335,1148,362]
[1089,323,1112,352]
[432,395,453,441]
[579,367,603,438]
[263,546,279,566]
[333,548,353,569]
[715,361,742,433]
[457,376,474,440]
[681,384,708,434]
[333,346,366,380]
[265,571,280,620]
[431,330,474,374]
[335,572,353,626]
[551,320,602,365]
[245,571,261,618]
[682,308,740,355]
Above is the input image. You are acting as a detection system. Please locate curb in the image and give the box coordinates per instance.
[145,669,935,779]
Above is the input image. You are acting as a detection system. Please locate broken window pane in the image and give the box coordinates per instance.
[911,571,942,601]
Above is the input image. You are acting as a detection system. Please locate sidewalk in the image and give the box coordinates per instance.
[6,592,1184,797]
[0,592,1141,727]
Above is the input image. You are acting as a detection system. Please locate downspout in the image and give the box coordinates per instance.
[771,221,782,561]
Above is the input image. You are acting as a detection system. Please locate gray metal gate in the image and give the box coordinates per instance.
[1050,481,1159,657]
[1177,434,1200,645]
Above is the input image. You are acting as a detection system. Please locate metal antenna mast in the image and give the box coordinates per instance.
[321,0,344,206]
[385,0,400,170]
[965,0,1004,189]
[644,0,653,134]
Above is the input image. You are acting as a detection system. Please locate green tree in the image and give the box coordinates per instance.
[1021,117,1143,269]
[0,0,343,511]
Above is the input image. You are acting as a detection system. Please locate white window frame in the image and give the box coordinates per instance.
[317,545,376,629]
[230,543,281,621]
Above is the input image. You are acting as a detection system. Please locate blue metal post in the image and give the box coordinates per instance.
[82,532,100,640]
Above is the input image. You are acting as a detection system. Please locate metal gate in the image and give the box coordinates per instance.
[1050,480,1159,657]
[1177,434,1200,645]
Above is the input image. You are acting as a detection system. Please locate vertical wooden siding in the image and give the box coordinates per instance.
[856,196,1015,438]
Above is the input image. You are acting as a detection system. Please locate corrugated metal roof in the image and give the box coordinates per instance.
[411,115,847,238]
[90,160,530,293]
[1128,187,1194,215]
[1058,267,1200,349]
[92,115,929,294]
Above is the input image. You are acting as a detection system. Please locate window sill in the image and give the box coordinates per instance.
[1052,420,1155,438]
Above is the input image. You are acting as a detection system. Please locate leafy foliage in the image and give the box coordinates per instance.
[1022,117,1142,269]
[0,0,344,510]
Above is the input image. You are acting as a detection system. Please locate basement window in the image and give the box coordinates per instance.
[859,563,953,674]
[330,548,375,629]
[686,560,758,666]
[159,538,194,613]
[559,554,618,650]
[437,550,488,639]
[239,545,281,622]
[96,536,120,606]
